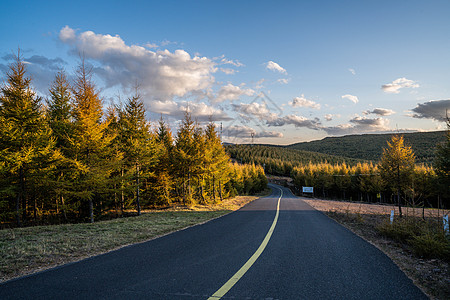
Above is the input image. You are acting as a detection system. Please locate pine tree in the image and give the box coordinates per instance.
[379,135,415,217]
[0,50,58,226]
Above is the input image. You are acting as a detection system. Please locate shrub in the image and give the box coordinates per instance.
[377,216,450,260]
[408,233,450,259]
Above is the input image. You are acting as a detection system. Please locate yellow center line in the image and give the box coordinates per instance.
[208,187,283,300]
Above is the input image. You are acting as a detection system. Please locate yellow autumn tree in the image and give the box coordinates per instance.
[379,135,415,217]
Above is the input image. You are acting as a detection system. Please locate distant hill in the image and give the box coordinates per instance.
[225,144,364,176]
[287,131,446,164]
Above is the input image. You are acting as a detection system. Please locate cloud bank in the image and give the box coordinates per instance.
[59,26,216,100]
[411,100,450,121]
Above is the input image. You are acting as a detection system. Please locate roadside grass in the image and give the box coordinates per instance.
[309,201,450,300]
[0,192,269,283]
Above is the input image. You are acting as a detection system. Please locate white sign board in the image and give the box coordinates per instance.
[302,186,313,193]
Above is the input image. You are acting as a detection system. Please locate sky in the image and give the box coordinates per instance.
[1,0,449,145]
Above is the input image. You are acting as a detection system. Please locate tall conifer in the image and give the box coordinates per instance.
[0,51,57,226]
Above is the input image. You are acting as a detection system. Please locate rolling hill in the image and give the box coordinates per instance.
[225,144,365,176]
[287,131,446,164]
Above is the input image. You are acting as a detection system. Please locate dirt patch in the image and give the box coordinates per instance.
[304,199,450,300]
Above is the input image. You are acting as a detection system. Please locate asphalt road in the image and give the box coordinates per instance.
[0,184,427,299]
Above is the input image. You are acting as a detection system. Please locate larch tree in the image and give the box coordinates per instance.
[174,111,196,204]
[70,59,114,223]
[117,88,157,215]
[47,70,74,220]
[379,135,415,217]
[434,114,450,206]
[154,117,174,205]
[0,51,58,226]
[204,121,230,201]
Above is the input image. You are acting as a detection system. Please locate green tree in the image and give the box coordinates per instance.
[70,59,114,223]
[204,121,230,201]
[379,135,415,217]
[0,51,58,226]
[47,70,74,220]
[117,89,157,214]
[434,115,450,207]
[153,117,174,206]
[174,111,197,204]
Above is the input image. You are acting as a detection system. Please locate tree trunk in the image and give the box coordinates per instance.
[16,191,22,227]
[212,174,216,201]
[121,168,124,216]
[89,199,94,223]
[61,195,67,221]
[397,188,402,218]
[136,163,141,215]
[20,167,27,223]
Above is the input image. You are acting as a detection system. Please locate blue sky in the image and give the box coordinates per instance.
[1,0,449,144]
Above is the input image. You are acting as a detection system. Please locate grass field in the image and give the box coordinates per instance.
[0,193,267,282]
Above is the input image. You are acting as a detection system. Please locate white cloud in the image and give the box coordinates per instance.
[58,26,216,100]
[59,25,76,43]
[223,125,283,139]
[145,43,158,49]
[410,99,450,121]
[341,94,359,104]
[363,108,395,116]
[290,94,321,109]
[348,68,356,75]
[214,83,254,103]
[220,68,236,75]
[267,114,322,130]
[324,114,333,121]
[323,115,390,135]
[265,61,287,74]
[255,78,265,89]
[232,102,278,122]
[150,100,231,122]
[221,57,244,67]
[277,78,290,84]
[382,77,419,94]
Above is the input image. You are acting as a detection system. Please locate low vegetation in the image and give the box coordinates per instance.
[378,218,450,260]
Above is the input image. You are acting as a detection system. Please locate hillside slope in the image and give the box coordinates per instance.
[225,144,364,176]
[287,131,446,164]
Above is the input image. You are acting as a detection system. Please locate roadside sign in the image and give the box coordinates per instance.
[302,187,313,193]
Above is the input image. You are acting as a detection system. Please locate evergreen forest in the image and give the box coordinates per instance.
[0,54,267,227]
